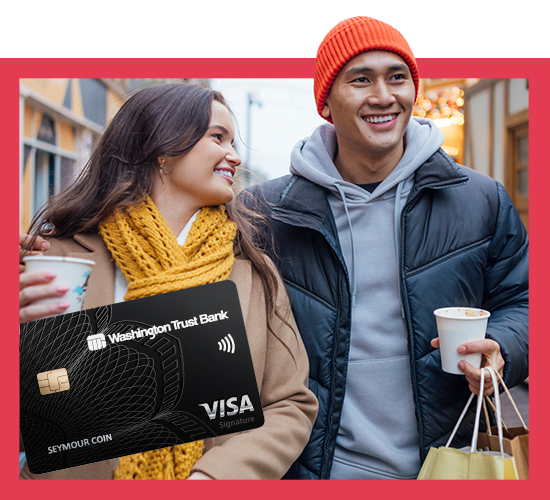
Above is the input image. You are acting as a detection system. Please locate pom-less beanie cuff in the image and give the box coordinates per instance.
[314,16,419,122]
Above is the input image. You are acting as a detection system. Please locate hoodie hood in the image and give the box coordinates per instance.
[290,116,444,203]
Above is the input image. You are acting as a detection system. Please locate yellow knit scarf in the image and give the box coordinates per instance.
[98,197,237,480]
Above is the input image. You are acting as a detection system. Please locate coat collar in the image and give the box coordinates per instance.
[272,148,469,228]
[70,233,115,309]
[412,149,469,191]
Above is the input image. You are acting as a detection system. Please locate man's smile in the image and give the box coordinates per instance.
[362,113,398,124]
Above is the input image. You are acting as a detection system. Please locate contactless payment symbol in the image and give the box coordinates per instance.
[218,334,235,354]
[87,333,106,351]
[37,368,70,395]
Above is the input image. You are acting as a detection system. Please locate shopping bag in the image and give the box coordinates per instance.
[418,445,517,480]
[418,367,519,479]
[477,370,529,478]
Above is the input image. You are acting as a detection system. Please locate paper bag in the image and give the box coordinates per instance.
[477,371,529,478]
[418,367,519,480]
[418,445,518,479]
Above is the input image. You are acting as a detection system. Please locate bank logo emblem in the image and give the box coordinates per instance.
[87,333,106,351]
[218,334,235,354]
[37,368,70,395]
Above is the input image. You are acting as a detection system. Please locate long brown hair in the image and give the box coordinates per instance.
[26,83,294,346]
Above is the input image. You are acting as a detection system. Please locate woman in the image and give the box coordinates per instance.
[19,83,317,480]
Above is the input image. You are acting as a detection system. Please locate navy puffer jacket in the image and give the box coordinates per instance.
[246,149,529,479]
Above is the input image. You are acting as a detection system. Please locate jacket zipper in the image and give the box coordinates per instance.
[399,181,466,462]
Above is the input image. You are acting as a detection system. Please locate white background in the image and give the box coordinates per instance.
[4,1,546,180]
[2,0,547,58]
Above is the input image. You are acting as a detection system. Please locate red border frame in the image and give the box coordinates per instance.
[3,58,548,499]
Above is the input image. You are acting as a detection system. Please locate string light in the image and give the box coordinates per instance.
[414,86,465,124]
[433,115,465,127]
[441,145,459,157]
[415,84,465,160]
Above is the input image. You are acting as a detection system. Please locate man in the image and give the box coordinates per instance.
[247,16,528,479]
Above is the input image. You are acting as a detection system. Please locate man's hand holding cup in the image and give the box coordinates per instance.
[431,307,504,396]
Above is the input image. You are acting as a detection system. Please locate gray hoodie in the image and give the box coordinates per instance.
[290,117,444,479]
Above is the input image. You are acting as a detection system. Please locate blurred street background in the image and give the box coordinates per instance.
[20,77,529,233]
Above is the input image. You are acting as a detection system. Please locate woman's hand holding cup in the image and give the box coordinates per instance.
[20,234,69,323]
[19,234,50,273]
[19,270,71,323]
[19,234,95,323]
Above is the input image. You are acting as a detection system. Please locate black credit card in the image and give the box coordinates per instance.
[20,280,264,475]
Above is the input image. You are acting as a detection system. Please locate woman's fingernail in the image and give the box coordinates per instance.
[57,302,71,310]
[57,286,70,293]
[42,241,50,249]
[44,272,57,280]
[458,362,465,371]
[458,345,467,353]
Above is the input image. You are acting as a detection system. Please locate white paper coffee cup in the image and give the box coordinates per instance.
[433,307,491,375]
[23,256,95,315]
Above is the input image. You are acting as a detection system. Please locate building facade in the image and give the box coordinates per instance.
[19,78,208,232]
[463,78,529,231]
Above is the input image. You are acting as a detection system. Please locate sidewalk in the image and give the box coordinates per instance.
[500,382,529,426]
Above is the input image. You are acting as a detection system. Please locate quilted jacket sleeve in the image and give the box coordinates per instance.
[482,182,529,388]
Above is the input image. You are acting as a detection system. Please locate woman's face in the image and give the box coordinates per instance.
[158,100,241,210]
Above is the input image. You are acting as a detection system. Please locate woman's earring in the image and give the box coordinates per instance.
[159,158,165,174]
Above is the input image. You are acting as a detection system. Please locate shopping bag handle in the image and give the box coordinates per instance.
[472,367,504,454]
[445,366,504,457]
[483,397,505,433]
[484,370,528,434]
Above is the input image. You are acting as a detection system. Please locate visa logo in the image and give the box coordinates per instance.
[199,395,255,420]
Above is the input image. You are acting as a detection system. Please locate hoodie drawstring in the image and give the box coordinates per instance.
[335,184,357,308]
[336,180,406,314]
[394,180,406,319]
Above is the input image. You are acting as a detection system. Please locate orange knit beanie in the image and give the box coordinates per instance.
[314,16,419,122]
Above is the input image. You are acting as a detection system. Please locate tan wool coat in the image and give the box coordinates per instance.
[20,233,318,480]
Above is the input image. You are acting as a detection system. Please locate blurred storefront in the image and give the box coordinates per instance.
[415,78,477,165]
[19,78,208,232]
[414,78,528,232]
[463,79,529,232]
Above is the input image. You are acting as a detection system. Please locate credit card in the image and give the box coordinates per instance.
[20,280,264,474]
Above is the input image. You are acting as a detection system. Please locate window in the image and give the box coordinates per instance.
[33,149,56,215]
[507,123,529,231]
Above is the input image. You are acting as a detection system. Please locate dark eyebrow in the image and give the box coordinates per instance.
[208,124,229,134]
[208,124,235,145]
[344,63,409,75]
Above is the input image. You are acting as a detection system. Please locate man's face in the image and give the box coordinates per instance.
[323,50,416,164]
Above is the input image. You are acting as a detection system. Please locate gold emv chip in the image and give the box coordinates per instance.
[37,368,70,395]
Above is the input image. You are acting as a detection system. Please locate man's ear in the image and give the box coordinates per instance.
[321,103,331,119]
